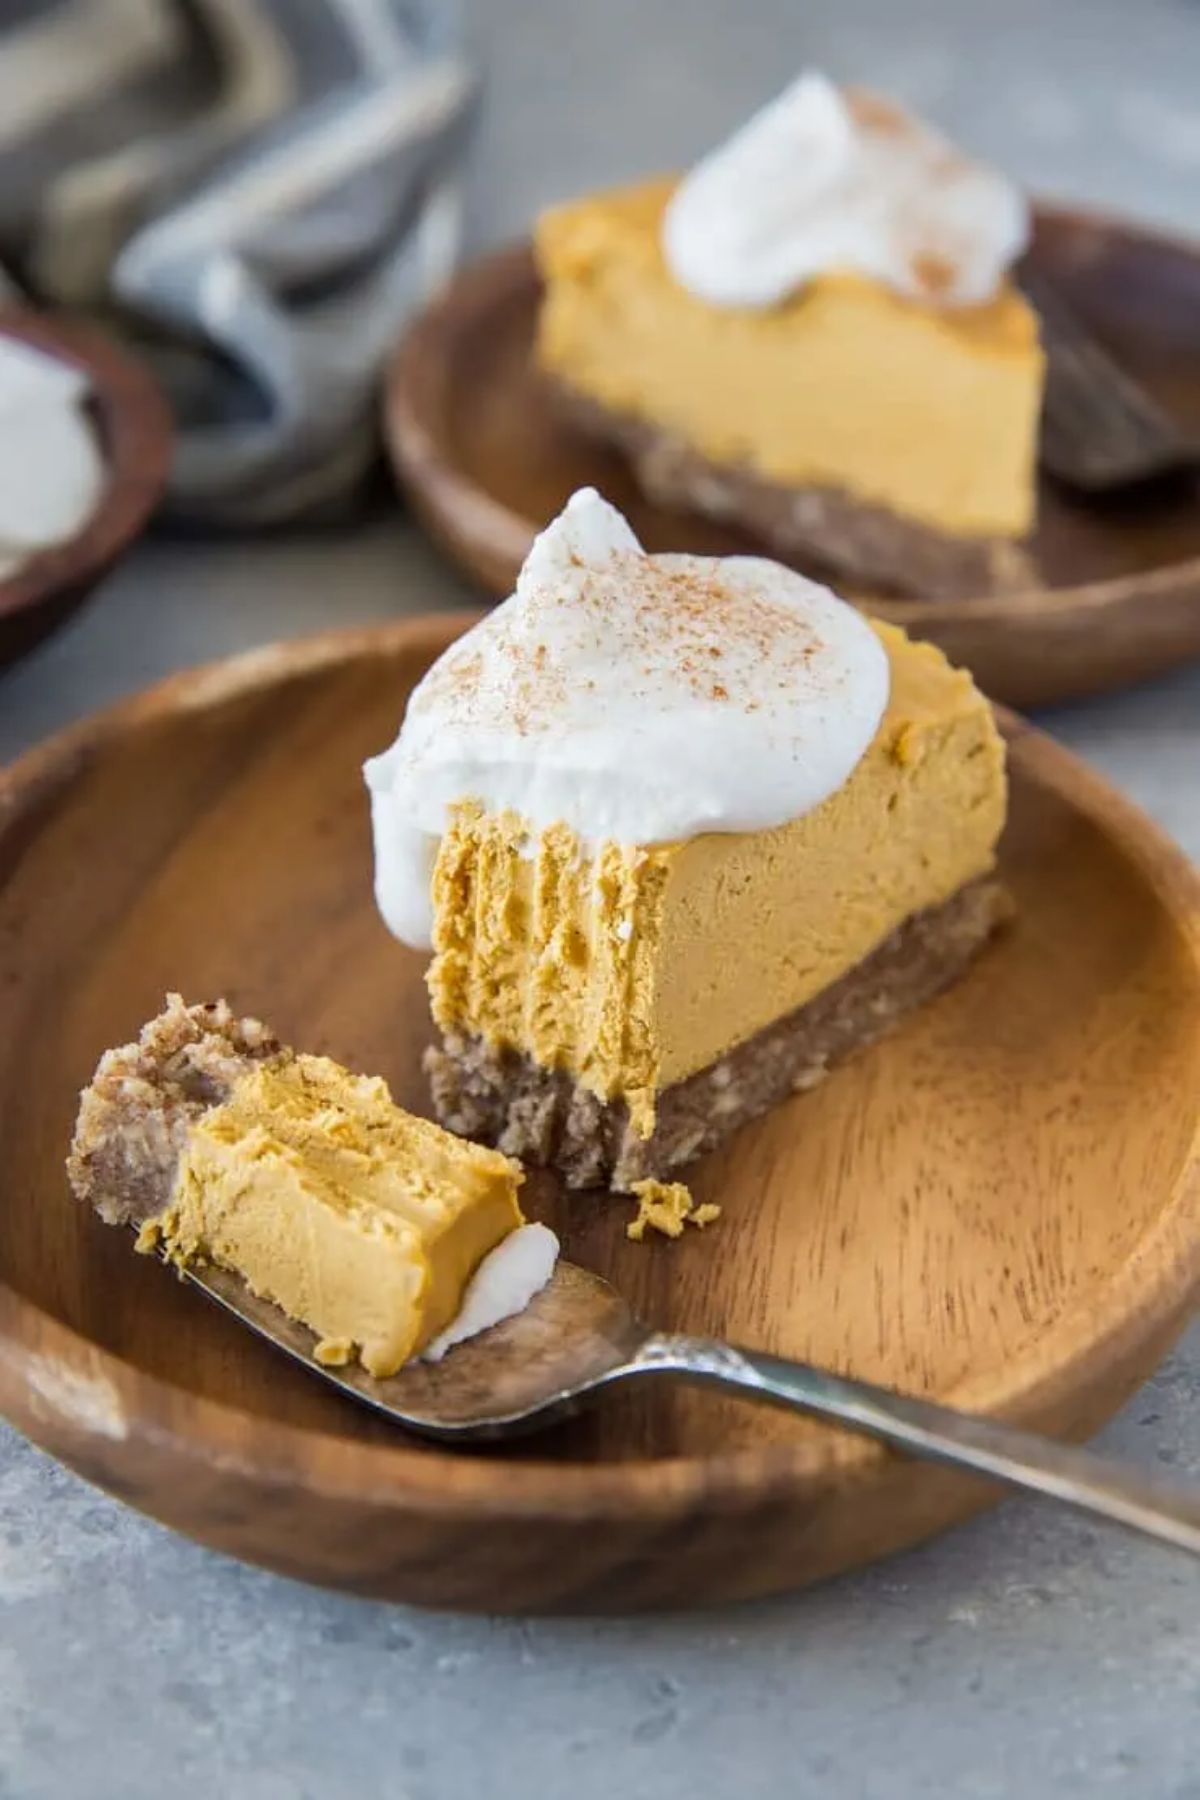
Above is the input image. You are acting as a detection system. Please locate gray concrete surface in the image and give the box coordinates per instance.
[2,1,1200,1795]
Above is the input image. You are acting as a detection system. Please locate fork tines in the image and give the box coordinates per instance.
[1023,270,1192,492]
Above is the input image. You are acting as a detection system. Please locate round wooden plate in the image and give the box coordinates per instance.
[384,206,1200,710]
[0,311,172,669]
[1,614,1198,1614]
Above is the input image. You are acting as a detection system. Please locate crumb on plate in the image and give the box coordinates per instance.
[626,1178,721,1242]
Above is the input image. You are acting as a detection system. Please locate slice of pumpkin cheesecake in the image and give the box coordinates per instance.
[534,72,1044,602]
[68,996,544,1375]
[365,488,1009,1191]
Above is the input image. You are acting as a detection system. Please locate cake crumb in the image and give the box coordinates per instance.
[134,1219,161,1255]
[315,1336,355,1367]
[627,1178,721,1242]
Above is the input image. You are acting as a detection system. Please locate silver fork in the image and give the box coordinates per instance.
[1024,269,1195,491]
[179,1254,1200,1557]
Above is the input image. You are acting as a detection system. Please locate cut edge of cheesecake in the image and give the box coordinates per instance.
[534,177,1044,602]
[551,380,1037,603]
[425,876,1012,1191]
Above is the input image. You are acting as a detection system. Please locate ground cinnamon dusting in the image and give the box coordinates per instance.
[846,87,912,137]
[913,252,956,300]
[433,648,483,700]
[416,541,831,739]
[628,561,825,712]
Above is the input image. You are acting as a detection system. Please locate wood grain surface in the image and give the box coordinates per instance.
[383,206,1200,709]
[0,615,1198,1612]
[0,311,172,668]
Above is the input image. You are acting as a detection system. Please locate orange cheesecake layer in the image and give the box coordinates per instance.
[427,621,1006,1137]
[536,178,1043,542]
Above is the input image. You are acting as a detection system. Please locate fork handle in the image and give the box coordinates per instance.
[637,1335,1200,1555]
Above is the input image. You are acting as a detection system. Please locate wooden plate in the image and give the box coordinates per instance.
[384,206,1200,710]
[0,311,172,669]
[1,614,1198,1613]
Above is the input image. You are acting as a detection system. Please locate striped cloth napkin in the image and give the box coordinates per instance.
[0,0,475,524]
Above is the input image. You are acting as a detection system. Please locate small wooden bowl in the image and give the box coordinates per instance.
[0,615,1197,1613]
[384,205,1200,709]
[0,312,172,668]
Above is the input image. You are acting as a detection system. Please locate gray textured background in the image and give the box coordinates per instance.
[3,1,1200,1796]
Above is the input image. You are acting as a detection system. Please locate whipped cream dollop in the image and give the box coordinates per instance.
[0,337,105,580]
[421,1223,560,1363]
[663,70,1029,311]
[364,487,889,950]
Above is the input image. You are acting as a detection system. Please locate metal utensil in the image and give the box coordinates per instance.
[1024,269,1195,491]
[179,1254,1200,1557]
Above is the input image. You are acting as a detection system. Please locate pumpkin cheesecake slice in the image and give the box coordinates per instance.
[535,72,1044,601]
[68,996,549,1376]
[365,488,1009,1190]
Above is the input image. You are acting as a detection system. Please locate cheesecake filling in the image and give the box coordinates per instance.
[427,876,1011,1192]
[535,88,1043,549]
[663,70,1029,312]
[365,489,893,1132]
[418,619,1004,1129]
[427,802,671,1137]
[68,998,542,1380]
[145,1055,526,1376]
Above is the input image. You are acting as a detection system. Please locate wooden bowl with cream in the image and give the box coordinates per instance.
[0,312,172,668]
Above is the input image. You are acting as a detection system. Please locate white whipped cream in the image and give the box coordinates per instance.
[421,1222,560,1363]
[663,70,1029,310]
[0,336,105,579]
[364,487,889,950]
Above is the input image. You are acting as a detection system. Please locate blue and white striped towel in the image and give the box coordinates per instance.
[0,0,475,523]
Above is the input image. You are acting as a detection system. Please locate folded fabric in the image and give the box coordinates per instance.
[0,0,475,524]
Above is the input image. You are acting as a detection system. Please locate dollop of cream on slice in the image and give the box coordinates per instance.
[364,487,889,949]
[420,1222,560,1363]
[662,70,1029,310]
[0,337,105,578]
